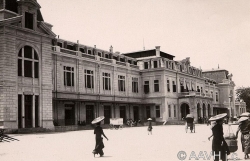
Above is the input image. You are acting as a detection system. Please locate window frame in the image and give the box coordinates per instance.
[155,106,160,118]
[132,77,139,93]
[118,75,126,92]
[64,66,75,87]
[154,80,159,92]
[102,72,111,90]
[84,69,94,89]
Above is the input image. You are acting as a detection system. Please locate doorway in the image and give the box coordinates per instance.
[120,106,126,123]
[180,103,190,119]
[65,104,75,125]
[133,106,139,121]
[86,105,94,124]
[104,106,111,124]
[25,95,32,128]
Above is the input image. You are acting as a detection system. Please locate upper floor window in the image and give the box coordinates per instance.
[80,48,85,53]
[84,69,94,89]
[25,12,34,30]
[144,62,149,69]
[167,79,170,92]
[103,72,111,90]
[153,61,158,68]
[211,91,214,100]
[154,80,159,92]
[118,75,125,91]
[87,50,92,55]
[144,81,149,94]
[201,87,203,93]
[18,46,39,78]
[156,106,160,118]
[132,77,139,93]
[172,81,176,92]
[64,66,74,86]
[216,92,218,102]
[180,82,185,92]
[197,86,200,92]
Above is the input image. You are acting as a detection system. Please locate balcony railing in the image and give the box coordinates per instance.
[100,57,112,63]
[178,91,211,98]
[82,53,95,60]
[130,64,139,69]
[116,61,126,66]
[60,48,77,56]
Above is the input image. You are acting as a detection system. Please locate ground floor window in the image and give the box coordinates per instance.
[156,106,160,118]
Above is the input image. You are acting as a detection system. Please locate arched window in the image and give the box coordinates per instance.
[18,46,39,78]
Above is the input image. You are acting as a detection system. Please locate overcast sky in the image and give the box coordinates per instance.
[39,0,250,88]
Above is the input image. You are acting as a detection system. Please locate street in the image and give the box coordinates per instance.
[0,124,243,161]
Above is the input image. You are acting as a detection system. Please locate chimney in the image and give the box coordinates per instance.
[94,45,96,48]
[110,45,113,53]
[155,46,160,57]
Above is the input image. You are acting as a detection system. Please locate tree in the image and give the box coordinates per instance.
[236,87,250,111]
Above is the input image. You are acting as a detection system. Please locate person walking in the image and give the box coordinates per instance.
[209,113,229,161]
[147,118,153,135]
[235,117,250,159]
[91,116,109,157]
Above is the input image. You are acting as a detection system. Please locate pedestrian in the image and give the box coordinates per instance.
[147,118,153,135]
[235,117,250,159]
[208,113,230,161]
[91,116,109,157]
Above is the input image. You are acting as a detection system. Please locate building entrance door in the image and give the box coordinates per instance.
[25,95,32,128]
[65,104,75,125]
[104,106,111,124]
[86,105,94,124]
[181,103,190,119]
[133,106,139,121]
[120,106,126,123]
[146,106,151,119]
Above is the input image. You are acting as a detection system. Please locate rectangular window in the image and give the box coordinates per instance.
[132,77,139,93]
[144,62,149,69]
[25,12,34,30]
[167,79,170,92]
[18,59,22,76]
[180,82,184,92]
[34,62,39,78]
[201,87,203,93]
[211,91,213,100]
[144,81,149,94]
[24,60,32,77]
[153,61,157,68]
[118,75,125,91]
[154,80,159,92]
[103,72,111,90]
[85,69,94,89]
[174,105,176,117]
[156,106,160,118]
[168,105,171,117]
[172,81,176,92]
[64,66,74,86]
[216,92,218,102]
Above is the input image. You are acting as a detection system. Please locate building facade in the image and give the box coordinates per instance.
[0,0,246,130]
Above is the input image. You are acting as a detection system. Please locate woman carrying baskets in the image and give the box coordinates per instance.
[209,113,230,161]
[92,116,109,157]
[236,116,250,159]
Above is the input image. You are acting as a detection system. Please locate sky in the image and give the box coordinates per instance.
[39,0,250,88]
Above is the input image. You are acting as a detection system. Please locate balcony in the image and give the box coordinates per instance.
[100,57,112,63]
[130,64,139,69]
[116,61,126,66]
[82,53,95,60]
[178,91,212,98]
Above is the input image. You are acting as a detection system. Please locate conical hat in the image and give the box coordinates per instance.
[186,114,194,118]
[147,118,152,121]
[238,117,248,123]
[209,113,227,121]
[91,116,105,124]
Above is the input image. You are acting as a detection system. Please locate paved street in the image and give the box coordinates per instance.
[0,124,243,161]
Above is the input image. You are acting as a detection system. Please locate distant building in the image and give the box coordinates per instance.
[0,0,246,131]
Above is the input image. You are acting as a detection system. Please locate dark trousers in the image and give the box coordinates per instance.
[94,138,104,155]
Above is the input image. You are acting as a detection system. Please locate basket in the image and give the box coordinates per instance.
[224,124,238,152]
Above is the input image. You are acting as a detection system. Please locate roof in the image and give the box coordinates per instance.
[123,49,175,60]
[202,69,228,73]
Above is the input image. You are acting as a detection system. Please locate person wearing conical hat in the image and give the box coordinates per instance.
[92,117,108,157]
[147,118,153,135]
[208,113,229,161]
[236,117,250,159]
